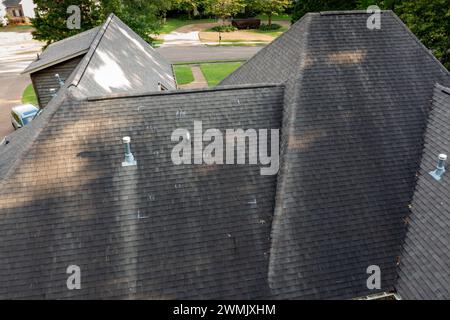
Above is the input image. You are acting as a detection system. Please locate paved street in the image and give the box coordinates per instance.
[0,31,261,140]
[0,31,43,139]
[157,45,261,63]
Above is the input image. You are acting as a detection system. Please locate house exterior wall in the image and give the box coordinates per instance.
[20,0,35,19]
[5,5,25,23]
[1,0,35,23]
[0,3,6,26]
[30,56,83,108]
[0,3,5,17]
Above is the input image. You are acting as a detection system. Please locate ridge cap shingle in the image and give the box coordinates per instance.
[85,83,285,102]
[219,13,312,86]
[67,14,115,88]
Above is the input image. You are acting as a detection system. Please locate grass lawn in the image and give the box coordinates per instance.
[151,39,164,47]
[160,16,290,35]
[22,84,38,106]
[0,25,34,32]
[161,18,215,34]
[174,65,195,85]
[255,14,292,21]
[200,62,243,87]
[245,25,289,38]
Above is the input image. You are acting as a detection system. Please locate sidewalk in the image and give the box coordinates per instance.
[161,31,203,47]
[179,65,208,89]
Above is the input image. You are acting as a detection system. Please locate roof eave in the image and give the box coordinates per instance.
[21,49,90,75]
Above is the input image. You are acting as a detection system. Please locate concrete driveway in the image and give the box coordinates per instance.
[0,31,43,139]
[162,31,202,47]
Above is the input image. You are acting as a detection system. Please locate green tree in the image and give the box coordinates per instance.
[101,0,162,43]
[205,0,246,24]
[32,0,163,45]
[174,0,204,19]
[153,0,176,23]
[291,0,358,22]
[254,0,292,25]
[32,0,103,45]
[356,0,398,10]
[395,0,450,70]
[291,0,450,70]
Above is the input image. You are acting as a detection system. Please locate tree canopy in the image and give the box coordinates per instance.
[254,0,292,25]
[32,0,162,45]
[32,0,103,44]
[291,0,358,22]
[31,0,449,70]
[205,0,246,22]
[395,0,450,70]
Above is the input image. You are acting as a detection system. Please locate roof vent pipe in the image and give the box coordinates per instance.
[429,154,447,181]
[55,74,65,88]
[122,136,137,167]
[49,88,57,98]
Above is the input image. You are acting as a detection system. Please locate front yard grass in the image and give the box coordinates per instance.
[245,25,289,38]
[255,14,292,21]
[151,39,164,47]
[200,62,243,87]
[174,65,195,85]
[161,18,215,34]
[22,84,38,106]
[0,25,34,32]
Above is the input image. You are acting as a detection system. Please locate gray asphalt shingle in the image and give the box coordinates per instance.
[0,84,284,299]
[23,27,101,74]
[222,10,450,299]
[396,84,450,300]
[2,0,21,8]
[24,14,176,95]
[69,14,176,96]
[1,10,449,300]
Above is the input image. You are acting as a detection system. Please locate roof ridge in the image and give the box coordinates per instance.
[68,14,115,88]
[218,13,312,86]
[267,18,312,278]
[85,83,285,101]
[319,10,389,16]
[46,26,101,48]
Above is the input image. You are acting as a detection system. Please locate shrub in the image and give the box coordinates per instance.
[210,25,237,32]
[259,23,282,31]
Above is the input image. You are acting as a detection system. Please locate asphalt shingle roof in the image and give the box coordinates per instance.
[68,14,176,96]
[2,0,21,8]
[0,86,69,181]
[396,84,450,300]
[24,14,176,94]
[0,84,284,299]
[1,10,449,300]
[222,10,450,299]
[23,27,101,74]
